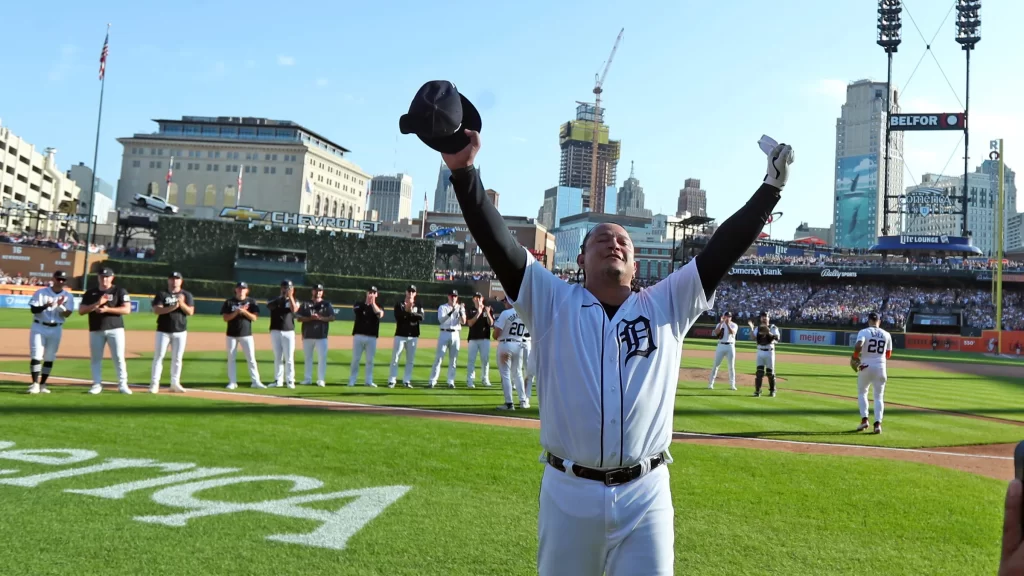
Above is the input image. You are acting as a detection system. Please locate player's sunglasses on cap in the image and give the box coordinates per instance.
[52,271,67,282]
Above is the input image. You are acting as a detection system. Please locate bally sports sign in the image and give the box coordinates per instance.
[889,113,965,131]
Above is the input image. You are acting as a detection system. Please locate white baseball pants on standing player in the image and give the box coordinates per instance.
[151,332,187,387]
[302,338,328,384]
[389,336,418,384]
[349,334,377,385]
[857,365,887,422]
[709,343,736,387]
[755,349,776,371]
[226,336,261,386]
[429,331,460,385]
[522,341,534,400]
[29,323,63,362]
[497,341,526,405]
[270,329,296,385]
[538,462,673,576]
[466,339,491,386]
[90,328,128,386]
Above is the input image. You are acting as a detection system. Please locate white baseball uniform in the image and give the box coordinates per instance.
[855,326,892,423]
[28,285,74,391]
[512,250,713,575]
[429,302,465,387]
[708,320,738,389]
[493,308,530,407]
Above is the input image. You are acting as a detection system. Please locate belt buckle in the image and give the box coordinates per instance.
[603,468,632,487]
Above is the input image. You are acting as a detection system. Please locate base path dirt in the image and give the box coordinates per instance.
[2,373,1014,482]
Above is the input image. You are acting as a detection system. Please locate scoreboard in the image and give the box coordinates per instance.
[0,243,106,280]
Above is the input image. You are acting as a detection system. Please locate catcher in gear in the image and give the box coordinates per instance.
[748,312,781,397]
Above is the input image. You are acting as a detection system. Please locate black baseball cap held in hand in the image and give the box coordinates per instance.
[399,81,482,154]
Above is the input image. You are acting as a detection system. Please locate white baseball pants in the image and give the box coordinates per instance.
[523,341,535,400]
[349,334,378,385]
[857,364,887,422]
[151,331,187,386]
[90,328,128,386]
[429,331,460,384]
[538,462,673,576]
[709,343,736,386]
[270,330,296,385]
[466,339,491,386]
[755,348,776,371]
[226,336,261,385]
[497,341,526,405]
[389,336,418,384]
[302,338,328,384]
[29,324,62,362]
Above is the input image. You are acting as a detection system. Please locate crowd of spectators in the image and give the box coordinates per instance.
[0,269,47,286]
[0,232,104,254]
[736,253,1024,271]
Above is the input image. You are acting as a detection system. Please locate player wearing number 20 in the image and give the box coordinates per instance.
[493,298,531,410]
[852,312,892,434]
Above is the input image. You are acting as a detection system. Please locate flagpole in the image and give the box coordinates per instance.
[81,23,110,292]
[165,156,174,200]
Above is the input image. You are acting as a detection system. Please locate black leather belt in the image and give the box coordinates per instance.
[718,341,734,345]
[758,346,774,351]
[441,328,457,332]
[546,453,664,487]
[499,338,525,343]
[34,320,60,327]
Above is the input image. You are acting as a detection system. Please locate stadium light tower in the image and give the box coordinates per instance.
[877,0,902,237]
[956,0,980,238]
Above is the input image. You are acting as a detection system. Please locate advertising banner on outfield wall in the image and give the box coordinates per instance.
[907,332,1023,355]
[790,330,836,346]
[0,293,139,312]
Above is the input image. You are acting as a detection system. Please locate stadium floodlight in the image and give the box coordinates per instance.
[876,0,903,53]
[955,0,981,50]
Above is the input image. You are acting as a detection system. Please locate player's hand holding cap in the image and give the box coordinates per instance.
[763,141,795,190]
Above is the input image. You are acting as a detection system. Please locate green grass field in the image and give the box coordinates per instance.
[1,309,1020,574]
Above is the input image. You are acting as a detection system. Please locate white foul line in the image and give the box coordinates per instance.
[1,372,1012,461]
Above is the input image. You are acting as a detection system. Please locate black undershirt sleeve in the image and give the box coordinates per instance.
[694,184,782,299]
[449,166,527,301]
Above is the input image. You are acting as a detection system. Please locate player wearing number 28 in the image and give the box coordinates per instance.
[852,312,892,434]
[401,80,795,575]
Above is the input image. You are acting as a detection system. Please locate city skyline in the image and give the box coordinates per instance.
[2,0,1022,233]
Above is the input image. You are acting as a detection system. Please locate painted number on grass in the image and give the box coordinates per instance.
[0,440,411,551]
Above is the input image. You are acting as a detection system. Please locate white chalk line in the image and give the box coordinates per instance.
[0,372,1013,462]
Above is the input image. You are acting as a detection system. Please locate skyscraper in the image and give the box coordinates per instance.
[369,173,413,222]
[616,162,651,218]
[432,164,455,213]
[676,178,706,218]
[558,103,621,213]
[832,79,904,249]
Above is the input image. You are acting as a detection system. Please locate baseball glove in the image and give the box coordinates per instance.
[849,356,861,373]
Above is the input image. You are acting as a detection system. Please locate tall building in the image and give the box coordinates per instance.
[369,173,413,223]
[559,103,621,213]
[616,161,651,218]
[793,222,835,245]
[677,178,706,218]
[432,163,472,214]
[0,119,81,235]
[115,116,371,222]
[66,163,114,225]
[902,170,1008,256]
[1007,214,1023,251]
[538,186,585,231]
[979,159,1017,216]
[833,79,904,249]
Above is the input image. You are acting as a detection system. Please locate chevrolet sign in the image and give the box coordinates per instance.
[889,113,965,131]
[221,206,381,232]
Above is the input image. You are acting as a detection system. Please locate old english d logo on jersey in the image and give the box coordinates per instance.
[619,316,656,363]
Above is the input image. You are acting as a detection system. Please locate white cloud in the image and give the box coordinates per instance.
[277,55,295,66]
[48,44,78,83]
[315,77,329,87]
[810,79,848,102]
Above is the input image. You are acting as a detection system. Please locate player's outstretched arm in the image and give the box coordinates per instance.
[445,130,527,302]
[695,143,793,300]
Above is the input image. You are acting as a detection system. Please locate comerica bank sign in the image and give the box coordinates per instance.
[728,267,783,277]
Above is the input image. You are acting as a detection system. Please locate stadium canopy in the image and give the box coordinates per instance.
[869,235,983,255]
[757,232,770,239]
[792,236,827,246]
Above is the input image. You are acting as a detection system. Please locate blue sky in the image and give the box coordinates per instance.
[2,0,1020,232]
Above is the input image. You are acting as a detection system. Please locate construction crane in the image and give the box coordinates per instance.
[589,27,623,215]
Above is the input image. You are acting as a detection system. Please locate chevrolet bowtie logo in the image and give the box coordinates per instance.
[220,206,268,221]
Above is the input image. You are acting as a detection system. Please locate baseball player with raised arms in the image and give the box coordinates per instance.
[149,271,194,393]
[748,311,782,397]
[707,311,738,390]
[26,270,74,394]
[400,79,794,576]
[79,267,132,395]
[851,311,892,434]
[492,298,530,410]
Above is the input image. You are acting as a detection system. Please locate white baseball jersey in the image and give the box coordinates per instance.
[29,286,75,325]
[494,308,530,343]
[511,249,713,470]
[715,321,738,344]
[436,303,465,331]
[855,326,892,367]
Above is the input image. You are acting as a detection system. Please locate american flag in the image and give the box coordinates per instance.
[98,29,109,80]
[166,157,174,183]
[237,165,244,203]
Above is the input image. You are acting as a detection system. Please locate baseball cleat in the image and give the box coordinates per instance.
[365,382,377,388]
[427,382,436,389]
[251,382,267,389]
[730,384,737,390]
[857,418,870,432]
[707,384,714,390]
[118,385,133,395]
[286,382,295,389]
[226,383,238,390]
[484,381,492,387]
[271,382,283,388]
[874,422,882,434]
[496,403,515,411]
[316,381,325,388]
[170,384,186,393]
[387,382,396,389]
[88,384,103,395]
[753,391,760,397]
[149,384,159,394]
[467,383,476,389]
[447,382,455,389]
[27,383,40,394]
[40,386,50,394]
[769,391,776,397]
[403,382,413,388]
[520,400,530,409]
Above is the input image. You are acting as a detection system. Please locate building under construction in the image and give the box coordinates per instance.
[558,103,621,212]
